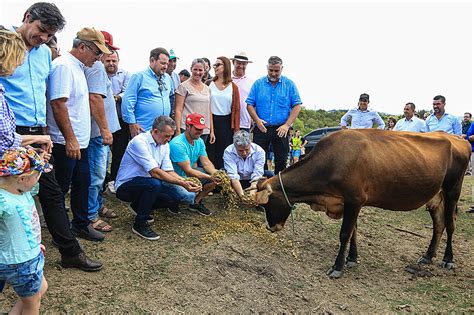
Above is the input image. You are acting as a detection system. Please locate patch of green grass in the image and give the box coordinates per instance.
[407,279,472,312]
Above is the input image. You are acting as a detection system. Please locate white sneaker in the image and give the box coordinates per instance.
[106,181,116,194]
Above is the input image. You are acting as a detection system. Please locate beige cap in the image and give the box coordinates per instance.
[76,27,111,54]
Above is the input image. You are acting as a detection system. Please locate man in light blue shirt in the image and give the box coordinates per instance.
[246,56,302,174]
[0,3,103,272]
[102,48,132,193]
[166,48,180,117]
[425,95,462,135]
[85,32,121,231]
[394,102,426,132]
[223,130,274,199]
[115,116,200,241]
[340,93,385,130]
[121,47,173,137]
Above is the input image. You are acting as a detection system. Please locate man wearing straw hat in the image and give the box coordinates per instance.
[231,51,254,132]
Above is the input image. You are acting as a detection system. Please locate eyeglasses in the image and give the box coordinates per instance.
[213,63,224,68]
[84,42,103,57]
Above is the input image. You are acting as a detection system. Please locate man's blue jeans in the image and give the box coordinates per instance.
[116,177,195,224]
[87,136,108,220]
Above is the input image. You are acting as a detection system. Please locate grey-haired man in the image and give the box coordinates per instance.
[223,130,274,198]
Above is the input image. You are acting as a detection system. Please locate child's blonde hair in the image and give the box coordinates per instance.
[0,27,26,76]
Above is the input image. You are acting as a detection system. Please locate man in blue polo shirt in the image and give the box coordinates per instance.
[246,56,302,174]
[121,47,174,137]
[425,95,462,135]
[0,3,102,271]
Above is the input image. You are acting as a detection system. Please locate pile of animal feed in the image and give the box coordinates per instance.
[212,170,259,211]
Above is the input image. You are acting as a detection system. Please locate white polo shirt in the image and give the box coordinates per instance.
[47,52,91,148]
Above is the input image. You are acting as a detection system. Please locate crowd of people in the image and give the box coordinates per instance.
[0,2,472,313]
[0,3,302,312]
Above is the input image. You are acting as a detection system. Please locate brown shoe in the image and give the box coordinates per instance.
[61,252,103,272]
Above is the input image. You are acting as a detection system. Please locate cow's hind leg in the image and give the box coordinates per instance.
[327,205,360,278]
[441,204,456,269]
[346,223,358,268]
[418,196,445,265]
[441,183,462,269]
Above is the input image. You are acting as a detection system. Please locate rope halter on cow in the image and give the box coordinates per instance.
[278,171,296,211]
[278,171,297,234]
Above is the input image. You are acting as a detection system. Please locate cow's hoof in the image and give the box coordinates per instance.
[417,256,432,265]
[441,261,455,270]
[326,267,343,278]
[346,260,358,268]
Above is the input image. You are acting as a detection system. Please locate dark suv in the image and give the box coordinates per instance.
[302,126,341,156]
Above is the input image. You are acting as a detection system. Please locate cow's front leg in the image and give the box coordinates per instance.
[327,205,361,278]
[346,223,358,268]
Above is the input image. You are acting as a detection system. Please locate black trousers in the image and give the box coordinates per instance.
[252,125,289,174]
[207,114,233,170]
[110,118,130,181]
[52,144,91,230]
[16,126,83,258]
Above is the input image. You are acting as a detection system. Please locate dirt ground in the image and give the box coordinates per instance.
[1,177,473,313]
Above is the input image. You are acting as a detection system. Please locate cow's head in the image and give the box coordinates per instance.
[254,179,293,233]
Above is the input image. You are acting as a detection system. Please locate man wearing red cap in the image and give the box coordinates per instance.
[101,38,132,195]
[169,113,220,216]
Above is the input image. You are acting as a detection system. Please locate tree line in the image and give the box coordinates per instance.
[293,107,430,135]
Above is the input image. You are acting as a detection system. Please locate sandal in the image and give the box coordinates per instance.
[91,218,113,232]
[99,207,118,219]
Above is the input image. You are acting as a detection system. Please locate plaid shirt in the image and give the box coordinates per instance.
[0,84,22,154]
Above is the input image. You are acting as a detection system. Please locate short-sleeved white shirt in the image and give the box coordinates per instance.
[47,52,91,148]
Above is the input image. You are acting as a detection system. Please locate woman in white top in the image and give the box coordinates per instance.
[174,58,214,143]
[207,56,240,169]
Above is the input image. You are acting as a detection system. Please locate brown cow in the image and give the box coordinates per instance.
[254,129,471,278]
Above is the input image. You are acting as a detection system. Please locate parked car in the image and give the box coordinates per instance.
[301,126,341,157]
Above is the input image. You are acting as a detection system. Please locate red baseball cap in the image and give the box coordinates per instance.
[185,113,208,130]
[100,30,120,50]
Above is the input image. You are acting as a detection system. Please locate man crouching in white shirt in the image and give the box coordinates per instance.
[223,130,274,200]
[115,116,201,240]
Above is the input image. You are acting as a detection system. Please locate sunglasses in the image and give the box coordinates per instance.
[84,42,103,57]
[213,63,224,68]
[157,78,167,92]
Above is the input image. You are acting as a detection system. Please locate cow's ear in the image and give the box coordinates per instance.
[254,184,272,204]
[256,177,267,190]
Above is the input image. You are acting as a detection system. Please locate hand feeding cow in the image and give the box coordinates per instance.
[254,129,471,278]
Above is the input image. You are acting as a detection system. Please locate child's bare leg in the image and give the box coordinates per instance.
[9,276,48,315]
